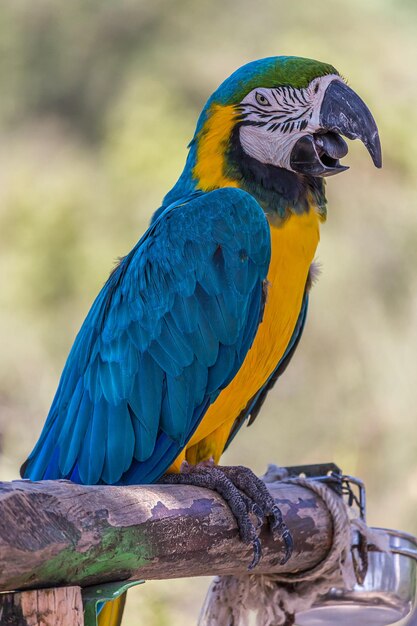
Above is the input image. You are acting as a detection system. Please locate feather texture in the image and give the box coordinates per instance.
[22,188,270,485]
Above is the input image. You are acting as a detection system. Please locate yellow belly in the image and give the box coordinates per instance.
[169,207,321,472]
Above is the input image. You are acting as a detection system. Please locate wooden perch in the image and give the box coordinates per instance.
[0,478,332,593]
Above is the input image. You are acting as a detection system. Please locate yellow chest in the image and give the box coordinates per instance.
[170,207,321,471]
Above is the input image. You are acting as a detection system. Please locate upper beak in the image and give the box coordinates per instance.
[290,79,382,177]
[320,79,382,168]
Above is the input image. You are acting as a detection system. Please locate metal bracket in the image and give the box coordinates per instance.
[284,463,366,520]
[284,462,343,495]
[341,475,366,521]
[284,462,342,480]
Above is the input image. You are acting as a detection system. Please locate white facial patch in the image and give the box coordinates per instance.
[239,74,343,170]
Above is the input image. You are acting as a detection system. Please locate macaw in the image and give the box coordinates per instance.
[21,56,381,626]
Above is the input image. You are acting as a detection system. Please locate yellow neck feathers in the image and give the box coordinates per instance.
[193,104,238,191]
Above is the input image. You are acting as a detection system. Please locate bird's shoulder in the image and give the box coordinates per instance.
[103,187,270,319]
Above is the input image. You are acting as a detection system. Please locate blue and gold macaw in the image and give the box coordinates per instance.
[21,56,381,625]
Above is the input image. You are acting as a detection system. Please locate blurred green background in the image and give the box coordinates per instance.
[0,0,416,624]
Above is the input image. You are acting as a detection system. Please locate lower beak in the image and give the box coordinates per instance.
[290,79,382,177]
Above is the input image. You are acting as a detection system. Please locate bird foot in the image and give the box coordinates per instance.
[159,462,292,569]
[220,464,293,564]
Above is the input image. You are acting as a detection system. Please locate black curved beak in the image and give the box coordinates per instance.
[320,80,382,168]
[290,79,382,177]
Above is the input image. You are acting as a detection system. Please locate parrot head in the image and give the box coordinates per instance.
[188,57,382,190]
[164,56,381,217]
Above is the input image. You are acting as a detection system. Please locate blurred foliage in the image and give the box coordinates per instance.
[0,1,416,624]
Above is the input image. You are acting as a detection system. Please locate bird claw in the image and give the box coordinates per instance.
[248,535,262,570]
[220,465,293,564]
[269,503,293,564]
[160,463,293,569]
[279,527,294,565]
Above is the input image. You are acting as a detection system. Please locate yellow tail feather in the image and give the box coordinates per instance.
[97,592,127,626]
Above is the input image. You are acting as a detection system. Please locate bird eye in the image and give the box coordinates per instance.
[255,92,270,106]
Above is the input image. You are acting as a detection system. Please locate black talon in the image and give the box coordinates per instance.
[270,504,284,530]
[268,505,293,564]
[248,535,262,570]
[280,526,294,565]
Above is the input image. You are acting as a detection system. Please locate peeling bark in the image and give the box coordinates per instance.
[0,480,332,591]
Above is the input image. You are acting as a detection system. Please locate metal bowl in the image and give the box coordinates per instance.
[296,528,417,626]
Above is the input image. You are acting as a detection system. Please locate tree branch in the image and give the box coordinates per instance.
[0,479,332,591]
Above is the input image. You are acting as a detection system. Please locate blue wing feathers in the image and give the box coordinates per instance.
[22,188,271,485]
[131,409,148,462]
[170,293,199,334]
[147,339,184,377]
[206,345,237,395]
[158,316,195,366]
[102,402,135,484]
[126,321,151,352]
[191,309,220,366]
[43,444,61,480]
[26,419,59,479]
[60,389,93,475]
[57,377,84,455]
[84,397,107,484]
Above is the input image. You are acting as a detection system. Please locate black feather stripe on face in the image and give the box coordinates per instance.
[240,85,312,134]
